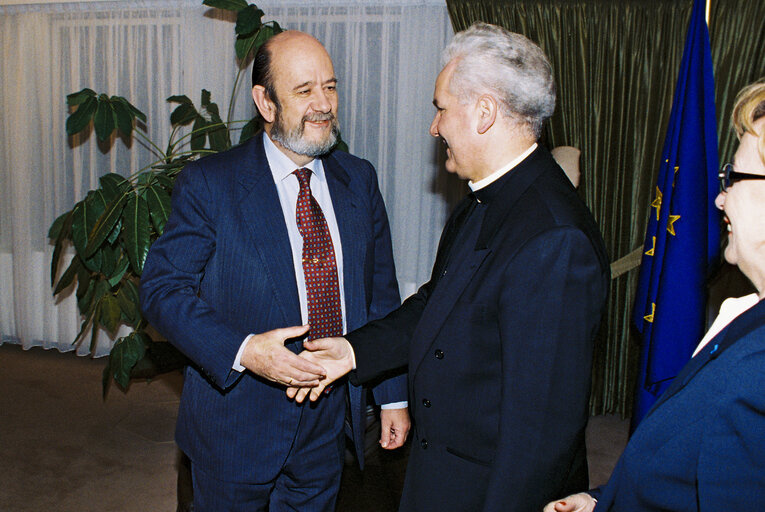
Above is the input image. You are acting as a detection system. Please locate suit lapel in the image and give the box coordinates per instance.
[322,153,365,331]
[235,136,301,326]
[409,246,490,374]
[646,298,765,416]
[408,147,554,372]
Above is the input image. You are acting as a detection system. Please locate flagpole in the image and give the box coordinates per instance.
[705,0,711,26]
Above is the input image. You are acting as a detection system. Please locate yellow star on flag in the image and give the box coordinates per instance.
[651,187,662,221]
[645,236,656,256]
[644,302,655,323]
[667,214,681,236]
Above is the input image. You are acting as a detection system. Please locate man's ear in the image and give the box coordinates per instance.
[476,94,497,134]
[252,85,276,124]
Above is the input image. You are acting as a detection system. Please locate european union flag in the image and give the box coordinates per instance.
[631,0,720,428]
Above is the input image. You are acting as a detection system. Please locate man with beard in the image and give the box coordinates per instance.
[140,31,409,511]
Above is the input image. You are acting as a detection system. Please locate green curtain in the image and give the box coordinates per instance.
[445,0,765,416]
[709,0,765,164]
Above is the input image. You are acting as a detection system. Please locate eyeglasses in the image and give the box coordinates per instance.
[718,163,765,192]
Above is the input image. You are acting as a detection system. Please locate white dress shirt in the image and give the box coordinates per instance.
[692,293,760,357]
[234,135,407,409]
[233,132,346,370]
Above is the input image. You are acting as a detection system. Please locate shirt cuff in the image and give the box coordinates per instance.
[380,401,408,409]
[232,334,253,372]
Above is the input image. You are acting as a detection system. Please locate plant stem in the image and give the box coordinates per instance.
[133,129,166,161]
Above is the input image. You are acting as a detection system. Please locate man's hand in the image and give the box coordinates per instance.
[286,336,355,402]
[543,493,596,512]
[379,407,410,449]
[240,324,326,387]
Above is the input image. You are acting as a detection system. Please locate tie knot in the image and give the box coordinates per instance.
[294,168,312,188]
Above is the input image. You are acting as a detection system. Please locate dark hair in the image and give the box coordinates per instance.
[251,39,280,115]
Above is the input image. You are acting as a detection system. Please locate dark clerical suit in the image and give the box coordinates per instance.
[591,298,765,511]
[139,134,405,493]
[347,146,610,512]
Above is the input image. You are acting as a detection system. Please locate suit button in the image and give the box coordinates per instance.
[422,398,431,408]
[421,439,428,449]
[434,349,444,359]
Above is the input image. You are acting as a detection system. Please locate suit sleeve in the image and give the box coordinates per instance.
[697,345,765,509]
[484,226,607,511]
[359,161,409,405]
[347,196,470,386]
[139,164,245,390]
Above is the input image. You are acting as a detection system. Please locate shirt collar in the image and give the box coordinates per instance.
[468,143,537,200]
[263,131,325,184]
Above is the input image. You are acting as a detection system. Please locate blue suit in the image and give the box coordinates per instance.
[348,147,610,511]
[139,134,405,488]
[592,298,765,511]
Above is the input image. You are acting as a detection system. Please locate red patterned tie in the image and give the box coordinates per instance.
[294,168,343,341]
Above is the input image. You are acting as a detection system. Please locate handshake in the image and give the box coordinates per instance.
[286,334,356,402]
[241,324,358,402]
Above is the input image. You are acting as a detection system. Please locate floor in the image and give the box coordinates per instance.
[0,343,629,512]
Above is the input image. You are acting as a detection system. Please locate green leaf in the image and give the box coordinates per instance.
[50,211,73,286]
[167,95,192,105]
[66,96,98,136]
[107,217,122,245]
[116,281,139,325]
[99,173,130,199]
[200,89,212,108]
[53,255,81,295]
[94,96,116,141]
[111,98,134,138]
[122,194,151,275]
[236,4,264,36]
[48,210,71,240]
[116,97,146,123]
[208,124,230,152]
[71,198,92,255]
[76,264,92,303]
[91,279,111,306]
[170,103,198,126]
[235,33,257,61]
[154,171,178,190]
[73,308,95,347]
[99,294,122,333]
[203,0,248,12]
[190,116,207,151]
[66,88,96,106]
[109,332,148,389]
[99,243,119,279]
[239,117,260,144]
[335,132,349,153]
[107,253,130,288]
[145,185,172,235]
[84,192,129,258]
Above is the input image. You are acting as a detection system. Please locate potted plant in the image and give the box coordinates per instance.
[48,0,286,395]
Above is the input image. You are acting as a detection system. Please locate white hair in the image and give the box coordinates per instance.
[442,22,556,138]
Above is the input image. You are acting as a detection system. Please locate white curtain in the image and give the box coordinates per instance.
[0,0,456,355]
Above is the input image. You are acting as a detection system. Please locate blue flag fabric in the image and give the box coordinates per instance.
[631,0,720,428]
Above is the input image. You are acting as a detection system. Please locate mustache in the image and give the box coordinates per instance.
[303,112,335,123]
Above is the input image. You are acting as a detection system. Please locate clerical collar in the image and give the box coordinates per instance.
[468,143,537,202]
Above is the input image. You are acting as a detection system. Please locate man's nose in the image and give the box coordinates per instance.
[429,115,439,138]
